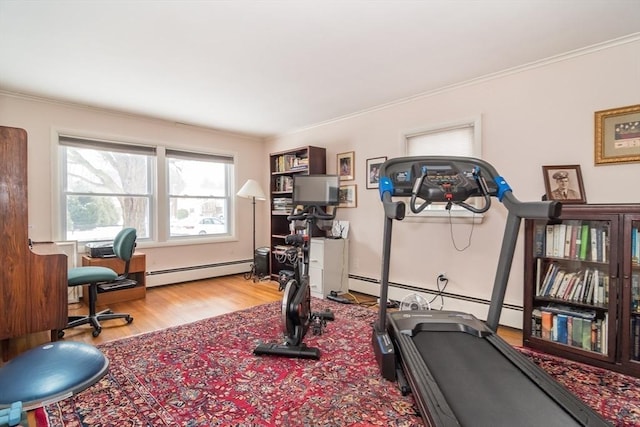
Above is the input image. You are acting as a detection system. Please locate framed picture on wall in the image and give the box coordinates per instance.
[542,164,586,204]
[595,104,640,165]
[366,156,387,189]
[338,184,357,208]
[337,151,355,181]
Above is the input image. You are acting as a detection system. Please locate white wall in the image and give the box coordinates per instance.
[0,93,268,284]
[265,38,640,328]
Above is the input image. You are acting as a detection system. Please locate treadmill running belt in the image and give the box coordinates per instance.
[413,331,580,427]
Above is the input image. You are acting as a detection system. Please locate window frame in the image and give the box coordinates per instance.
[165,148,234,240]
[53,131,237,247]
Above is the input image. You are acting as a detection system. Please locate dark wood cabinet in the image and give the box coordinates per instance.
[523,204,640,377]
[269,146,326,280]
[1,126,68,360]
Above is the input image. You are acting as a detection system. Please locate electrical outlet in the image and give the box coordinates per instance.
[438,272,447,281]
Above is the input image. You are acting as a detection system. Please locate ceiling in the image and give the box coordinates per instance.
[1,1,639,138]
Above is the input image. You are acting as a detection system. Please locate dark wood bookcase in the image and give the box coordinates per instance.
[523,204,640,377]
[269,146,326,280]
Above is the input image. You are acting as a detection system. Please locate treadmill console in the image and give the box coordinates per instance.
[381,157,499,201]
[379,156,505,214]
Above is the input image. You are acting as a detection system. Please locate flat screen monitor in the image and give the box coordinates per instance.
[292,175,339,206]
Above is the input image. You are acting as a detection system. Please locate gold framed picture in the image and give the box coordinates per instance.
[595,104,640,165]
[337,151,355,181]
[338,184,357,208]
[542,165,586,204]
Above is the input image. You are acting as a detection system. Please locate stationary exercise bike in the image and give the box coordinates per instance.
[254,175,339,360]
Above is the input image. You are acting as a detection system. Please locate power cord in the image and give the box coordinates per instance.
[428,274,449,310]
[447,209,476,252]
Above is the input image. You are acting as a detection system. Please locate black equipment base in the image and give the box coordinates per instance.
[386,310,610,427]
[253,342,320,359]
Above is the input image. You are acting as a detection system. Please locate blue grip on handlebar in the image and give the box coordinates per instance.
[494,175,512,201]
[378,176,394,200]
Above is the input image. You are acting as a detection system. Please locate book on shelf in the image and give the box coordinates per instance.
[534,223,546,257]
[632,226,639,266]
[632,316,640,361]
[632,273,640,313]
[545,225,554,257]
[556,313,569,344]
[273,154,309,172]
[531,308,542,338]
[541,310,553,340]
[579,223,589,260]
[536,304,607,354]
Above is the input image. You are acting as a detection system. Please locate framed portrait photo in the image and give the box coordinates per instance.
[337,151,355,181]
[338,184,357,208]
[595,104,640,165]
[542,165,586,204]
[366,156,387,189]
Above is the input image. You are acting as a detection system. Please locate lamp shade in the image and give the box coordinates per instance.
[237,179,266,200]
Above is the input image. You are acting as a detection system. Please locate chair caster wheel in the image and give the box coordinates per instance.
[92,328,101,337]
[58,330,65,339]
[126,316,133,324]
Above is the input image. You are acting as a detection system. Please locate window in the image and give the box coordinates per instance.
[404,118,482,217]
[167,149,232,238]
[60,136,155,241]
[58,135,234,243]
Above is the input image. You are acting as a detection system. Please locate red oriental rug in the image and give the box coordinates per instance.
[40,299,640,426]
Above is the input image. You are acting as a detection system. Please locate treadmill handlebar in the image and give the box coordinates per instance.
[378,156,562,220]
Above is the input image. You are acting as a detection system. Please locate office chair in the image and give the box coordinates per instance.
[60,228,136,338]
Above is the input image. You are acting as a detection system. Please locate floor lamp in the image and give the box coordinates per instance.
[237,179,266,281]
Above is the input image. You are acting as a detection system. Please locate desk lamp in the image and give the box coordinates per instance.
[237,179,266,281]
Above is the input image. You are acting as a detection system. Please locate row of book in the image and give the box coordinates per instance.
[536,261,609,306]
[534,221,609,263]
[272,197,293,213]
[273,154,309,173]
[631,315,640,361]
[531,304,607,354]
[273,175,293,192]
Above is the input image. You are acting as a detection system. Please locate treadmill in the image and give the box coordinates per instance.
[372,156,609,427]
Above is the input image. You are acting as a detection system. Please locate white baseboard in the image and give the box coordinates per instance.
[348,276,523,330]
[146,261,252,287]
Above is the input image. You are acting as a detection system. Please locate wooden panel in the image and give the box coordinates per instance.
[29,244,68,332]
[0,126,68,350]
[0,127,30,340]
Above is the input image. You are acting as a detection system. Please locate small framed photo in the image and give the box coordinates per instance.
[337,151,355,181]
[338,184,357,208]
[595,104,640,165]
[542,165,586,204]
[366,156,387,189]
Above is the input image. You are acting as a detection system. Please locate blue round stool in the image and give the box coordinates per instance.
[0,341,108,409]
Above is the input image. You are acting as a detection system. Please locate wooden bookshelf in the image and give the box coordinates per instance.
[524,204,640,377]
[269,146,326,280]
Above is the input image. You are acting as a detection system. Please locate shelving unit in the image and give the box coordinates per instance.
[523,204,640,377]
[269,146,326,280]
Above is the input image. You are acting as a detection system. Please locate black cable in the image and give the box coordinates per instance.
[429,275,449,309]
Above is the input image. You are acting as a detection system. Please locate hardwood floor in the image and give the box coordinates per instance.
[1,274,522,361]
